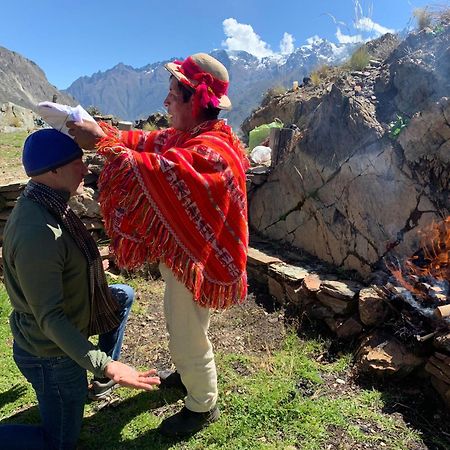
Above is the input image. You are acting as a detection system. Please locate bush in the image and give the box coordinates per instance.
[9,116,23,128]
[413,8,433,30]
[86,105,102,116]
[261,86,286,107]
[348,46,370,71]
[141,122,158,131]
[310,64,331,86]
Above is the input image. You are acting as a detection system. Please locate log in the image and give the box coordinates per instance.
[434,304,450,319]
[425,356,450,384]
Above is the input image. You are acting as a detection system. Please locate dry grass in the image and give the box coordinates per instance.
[261,85,287,107]
[414,8,433,29]
[310,64,332,86]
[413,5,450,30]
[8,116,23,128]
[141,122,158,131]
[347,46,371,71]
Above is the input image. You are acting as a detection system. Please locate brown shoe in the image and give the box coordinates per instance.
[158,406,220,437]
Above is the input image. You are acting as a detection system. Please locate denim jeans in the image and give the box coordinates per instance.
[99,284,134,361]
[0,284,134,449]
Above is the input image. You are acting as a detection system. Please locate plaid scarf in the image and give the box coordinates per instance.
[24,180,121,335]
[97,120,249,309]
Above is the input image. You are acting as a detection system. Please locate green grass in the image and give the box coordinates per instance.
[0,131,28,179]
[0,282,426,449]
[0,130,28,150]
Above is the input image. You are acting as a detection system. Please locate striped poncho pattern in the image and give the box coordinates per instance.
[97,119,249,309]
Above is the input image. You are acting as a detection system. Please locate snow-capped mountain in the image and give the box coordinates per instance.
[65,40,356,130]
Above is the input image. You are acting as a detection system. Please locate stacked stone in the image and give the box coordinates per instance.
[247,239,450,407]
[0,180,106,270]
[0,181,27,244]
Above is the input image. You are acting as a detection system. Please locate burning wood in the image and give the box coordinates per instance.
[388,218,450,305]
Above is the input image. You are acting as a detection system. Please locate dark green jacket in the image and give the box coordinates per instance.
[3,192,111,378]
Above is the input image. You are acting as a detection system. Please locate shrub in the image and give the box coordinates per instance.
[9,116,23,128]
[86,105,102,116]
[309,64,331,86]
[413,8,433,30]
[388,114,409,139]
[141,122,158,131]
[348,46,370,71]
[261,86,287,107]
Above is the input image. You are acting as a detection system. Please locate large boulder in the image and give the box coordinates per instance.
[247,22,450,277]
[0,102,38,132]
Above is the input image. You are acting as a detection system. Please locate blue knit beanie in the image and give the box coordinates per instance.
[23,129,83,177]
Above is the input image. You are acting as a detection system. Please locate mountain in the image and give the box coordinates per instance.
[0,46,76,111]
[65,40,356,130]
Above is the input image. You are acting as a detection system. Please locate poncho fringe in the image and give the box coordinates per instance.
[97,123,248,309]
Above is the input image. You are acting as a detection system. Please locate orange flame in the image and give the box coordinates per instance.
[388,217,450,303]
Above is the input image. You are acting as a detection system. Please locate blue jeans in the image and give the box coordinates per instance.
[0,284,134,450]
[99,284,134,361]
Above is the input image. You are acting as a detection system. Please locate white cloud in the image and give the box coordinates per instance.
[354,17,395,35]
[222,18,273,58]
[306,35,323,46]
[336,27,363,44]
[279,32,295,55]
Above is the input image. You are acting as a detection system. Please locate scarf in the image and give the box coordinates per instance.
[24,180,121,335]
[97,120,249,309]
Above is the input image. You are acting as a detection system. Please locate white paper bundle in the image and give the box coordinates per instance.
[36,102,95,138]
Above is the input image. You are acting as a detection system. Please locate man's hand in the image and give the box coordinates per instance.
[66,120,106,150]
[104,361,160,391]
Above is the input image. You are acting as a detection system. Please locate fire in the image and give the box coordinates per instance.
[389,217,450,304]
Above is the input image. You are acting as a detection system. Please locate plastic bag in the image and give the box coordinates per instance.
[248,118,283,151]
[250,145,272,166]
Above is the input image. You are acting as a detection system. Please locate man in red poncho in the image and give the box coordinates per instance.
[68,53,249,436]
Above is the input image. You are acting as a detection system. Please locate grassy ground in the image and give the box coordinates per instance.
[0,130,28,183]
[2,278,448,450]
[1,130,449,448]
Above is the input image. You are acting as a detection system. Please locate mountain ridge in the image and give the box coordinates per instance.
[0,46,76,111]
[64,40,356,130]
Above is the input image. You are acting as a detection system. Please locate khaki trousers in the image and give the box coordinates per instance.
[159,263,218,412]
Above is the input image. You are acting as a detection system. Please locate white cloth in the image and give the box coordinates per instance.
[159,263,218,412]
[36,102,95,138]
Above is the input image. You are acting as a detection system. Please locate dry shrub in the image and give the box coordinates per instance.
[141,122,158,131]
[9,116,23,128]
[261,86,286,107]
[310,64,331,86]
[413,5,450,29]
[348,46,370,71]
[414,7,433,29]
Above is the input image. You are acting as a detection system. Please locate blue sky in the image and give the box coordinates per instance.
[1,0,441,89]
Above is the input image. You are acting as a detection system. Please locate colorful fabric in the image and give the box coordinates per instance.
[174,56,229,114]
[97,119,249,309]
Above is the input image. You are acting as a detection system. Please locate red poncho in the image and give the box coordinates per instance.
[97,119,249,309]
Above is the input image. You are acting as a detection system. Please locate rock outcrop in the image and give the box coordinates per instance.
[0,46,75,112]
[246,21,450,277]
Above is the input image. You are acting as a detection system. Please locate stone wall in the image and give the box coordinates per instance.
[247,237,450,408]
